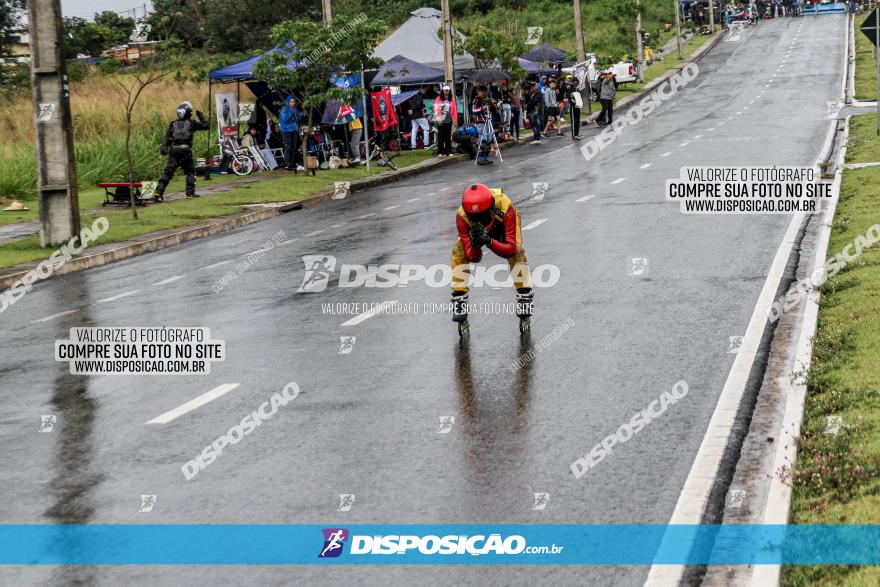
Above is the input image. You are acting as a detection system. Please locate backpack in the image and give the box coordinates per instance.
[171,120,191,143]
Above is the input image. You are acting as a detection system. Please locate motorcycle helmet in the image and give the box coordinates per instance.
[462,184,495,227]
[176,101,193,120]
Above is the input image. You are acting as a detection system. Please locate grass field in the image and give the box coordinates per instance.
[854,23,877,101]
[783,113,880,586]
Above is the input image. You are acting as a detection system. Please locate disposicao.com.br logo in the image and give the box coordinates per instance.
[297,255,560,292]
[317,529,564,558]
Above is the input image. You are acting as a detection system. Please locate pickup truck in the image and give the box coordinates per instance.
[563,55,638,101]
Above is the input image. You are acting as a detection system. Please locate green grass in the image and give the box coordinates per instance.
[784,114,880,586]
[854,27,877,101]
[0,149,433,271]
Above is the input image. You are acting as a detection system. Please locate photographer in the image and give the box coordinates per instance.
[156,101,210,200]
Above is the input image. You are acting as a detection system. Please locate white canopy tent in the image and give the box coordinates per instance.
[372,7,476,71]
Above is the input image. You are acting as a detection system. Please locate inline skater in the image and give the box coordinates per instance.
[450,184,534,325]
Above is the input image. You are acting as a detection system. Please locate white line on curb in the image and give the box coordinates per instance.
[341,300,398,326]
[31,310,79,324]
[522,218,548,230]
[98,290,140,303]
[146,383,241,425]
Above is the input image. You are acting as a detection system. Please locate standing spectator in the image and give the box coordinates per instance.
[542,80,562,137]
[526,82,543,145]
[279,96,303,171]
[596,71,617,125]
[570,83,583,140]
[500,86,513,139]
[510,84,522,141]
[348,116,363,163]
[433,85,457,157]
[408,85,432,149]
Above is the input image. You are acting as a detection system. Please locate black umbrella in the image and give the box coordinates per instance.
[520,43,568,64]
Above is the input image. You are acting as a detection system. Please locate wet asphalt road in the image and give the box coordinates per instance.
[0,15,845,587]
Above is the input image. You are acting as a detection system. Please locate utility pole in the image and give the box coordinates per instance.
[29,0,80,247]
[573,0,586,63]
[440,0,457,129]
[322,0,332,25]
[709,0,716,33]
[674,0,683,59]
[636,0,645,83]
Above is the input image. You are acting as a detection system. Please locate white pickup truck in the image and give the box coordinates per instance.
[563,54,638,101]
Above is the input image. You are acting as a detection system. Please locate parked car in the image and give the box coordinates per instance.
[563,54,638,102]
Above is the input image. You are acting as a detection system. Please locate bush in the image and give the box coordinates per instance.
[98,58,122,74]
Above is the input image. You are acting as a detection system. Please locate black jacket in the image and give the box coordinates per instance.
[162,112,210,149]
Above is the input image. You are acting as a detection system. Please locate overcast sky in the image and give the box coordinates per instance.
[61,0,153,20]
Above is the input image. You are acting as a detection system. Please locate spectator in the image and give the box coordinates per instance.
[526,82,543,145]
[597,70,617,126]
[240,125,259,148]
[542,80,562,137]
[408,85,432,149]
[433,85,457,157]
[279,96,303,171]
[348,116,363,163]
[500,86,513,139]
[569,82,583,140]
[470,85,497,159]
[510,84,522,141]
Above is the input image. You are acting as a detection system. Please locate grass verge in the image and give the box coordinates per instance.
[0,150,433,271]
[854,24,877,102]
[783,113,880,586]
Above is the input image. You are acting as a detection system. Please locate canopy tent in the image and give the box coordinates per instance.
[371,55,446,87]
[373,7,475,70]
[208,46,305,81]
[520,43,568,65]
[463,68,509,83]
[518,57,556,75]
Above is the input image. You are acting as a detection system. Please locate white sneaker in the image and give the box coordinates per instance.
[296,165,305,172]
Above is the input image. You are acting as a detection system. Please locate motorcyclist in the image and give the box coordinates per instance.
[450,184,534,322]
[156,101,210,199]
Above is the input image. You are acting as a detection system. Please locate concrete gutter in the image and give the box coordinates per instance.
[0,31,724,292]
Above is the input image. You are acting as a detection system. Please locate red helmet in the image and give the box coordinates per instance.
[462,184,494,215]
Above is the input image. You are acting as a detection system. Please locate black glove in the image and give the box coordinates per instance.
[196,110,206,121]
[469,223,491,248]
[160,145,168,156]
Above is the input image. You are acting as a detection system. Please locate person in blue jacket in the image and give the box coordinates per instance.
[279,96,303,171]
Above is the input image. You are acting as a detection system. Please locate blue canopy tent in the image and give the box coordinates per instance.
[371,55,446,87]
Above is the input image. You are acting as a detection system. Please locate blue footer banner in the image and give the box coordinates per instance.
[1,525,879,565]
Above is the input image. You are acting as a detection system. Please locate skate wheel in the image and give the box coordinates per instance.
[458,320,470,338]
[519,317,530,335]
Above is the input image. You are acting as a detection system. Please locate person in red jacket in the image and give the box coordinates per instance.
[450,184,534,322]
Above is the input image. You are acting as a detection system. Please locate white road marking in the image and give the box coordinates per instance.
[661,151,672,157]
[639,163,652,169]
[330,224,343,228]
[357,213,376,219]
[692,134,702,139]
[153,275,185,286]
[406,198,420,203]
[277,239,297,246]
[708,127,715,131]
[98,290,140,303]
[146,383,241,425]
[576,194,595,202]
[200,261,231,270]
[611,177,626,184]
[679,142,689,147]
[438,187,453,192]
[384,205,400,210]
[341,300,399,326]
[32,310,79,324]
[304,230,324,237]
[522,218,548,230]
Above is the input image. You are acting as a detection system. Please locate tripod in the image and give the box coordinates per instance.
[475,107,503,165]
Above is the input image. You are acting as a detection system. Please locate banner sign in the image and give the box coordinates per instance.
[215,92,239,137]
[371,88,398,131]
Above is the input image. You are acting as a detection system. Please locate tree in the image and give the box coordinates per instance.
[253,16,386,166]
[203,0,321,53]
[112,68,170,218]
[146,0,208,51]
[0,0,25,84]
[462,25,527,84]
